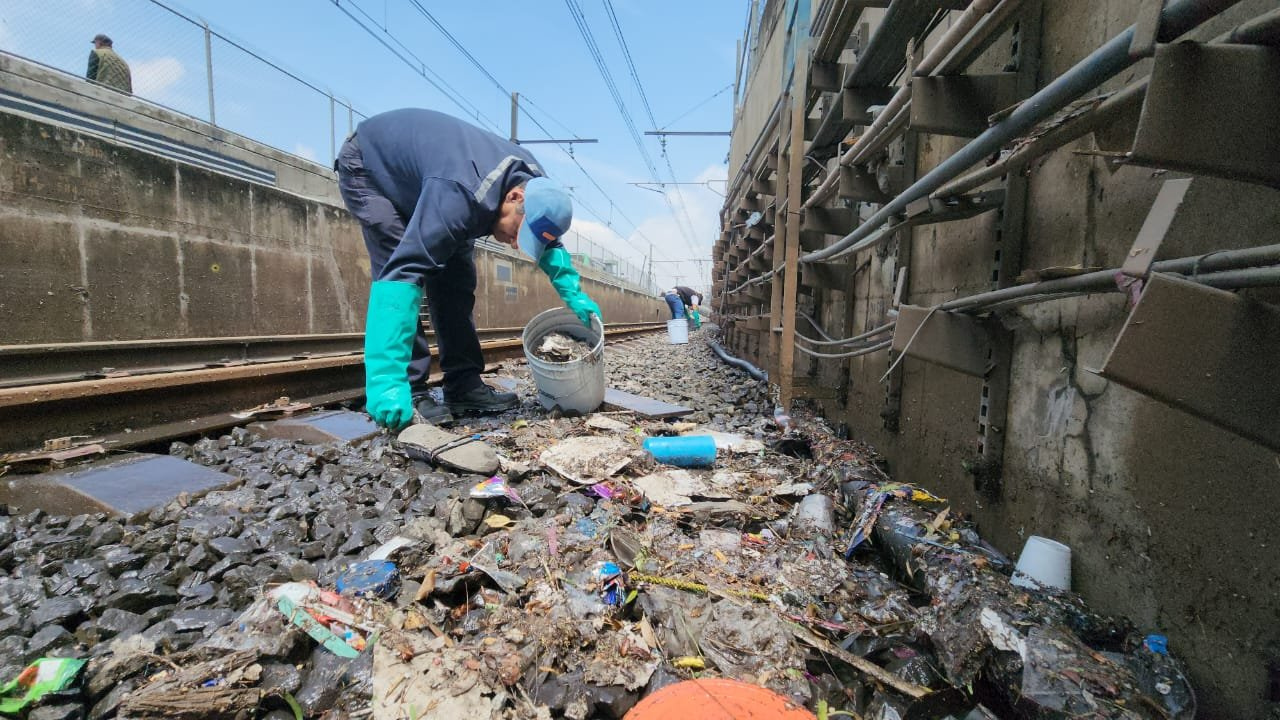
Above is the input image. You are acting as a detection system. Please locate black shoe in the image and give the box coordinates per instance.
[413,396,455,425]
[446,385,518,414]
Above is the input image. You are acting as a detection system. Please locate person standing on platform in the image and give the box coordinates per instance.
[335,108,601,429]
[86,34,132,94]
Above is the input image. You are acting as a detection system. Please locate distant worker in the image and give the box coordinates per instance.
[335,108,601,429]
[674,286,702,329]
[662,288,685,320]
[86,34,132,94]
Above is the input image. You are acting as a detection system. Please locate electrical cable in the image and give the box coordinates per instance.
[335,0,673,273]
[795,340,893,359]
[602,0,701,245]
[796,320,896,346]
[563,0,700,252]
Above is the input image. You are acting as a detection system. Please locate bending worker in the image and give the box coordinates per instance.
[674,286,702,329]
[336,108,601,429]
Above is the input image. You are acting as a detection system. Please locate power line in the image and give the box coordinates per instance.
[330,0,668,262]
[601,0,702,253]
[328,0,503,134]
[660,83,733,129]
[563,0,700,253]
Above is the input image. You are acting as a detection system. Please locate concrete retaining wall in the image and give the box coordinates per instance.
[726,1,1280,716]
[0,91,662,346]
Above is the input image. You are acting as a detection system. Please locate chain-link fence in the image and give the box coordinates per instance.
[0,0,363,165]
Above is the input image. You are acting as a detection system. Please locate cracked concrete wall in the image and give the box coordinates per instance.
[0,112,664,345]
[775,2,1280,716]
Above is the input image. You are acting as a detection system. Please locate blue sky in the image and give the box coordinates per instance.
[2,0,747,290]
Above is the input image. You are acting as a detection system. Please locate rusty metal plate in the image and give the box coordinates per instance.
[892,305,992,378]
[1097,273,1280,451]
[1131,43,1280,188]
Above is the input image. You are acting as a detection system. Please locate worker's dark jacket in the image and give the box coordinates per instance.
[86,48,132,94]
[675,286,701,306]
[353,109,543,285]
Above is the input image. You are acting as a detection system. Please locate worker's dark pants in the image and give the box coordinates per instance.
[664,293,685,319]
[335,136,485,399]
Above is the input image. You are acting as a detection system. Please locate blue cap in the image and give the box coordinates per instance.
[517,177,573,261]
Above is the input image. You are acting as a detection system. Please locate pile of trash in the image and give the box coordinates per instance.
[0,331,1193,719]
[532,333,593,363]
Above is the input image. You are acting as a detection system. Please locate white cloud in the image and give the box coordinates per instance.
[131,56,184,99]
[293,143,318,161]
[566,163,727,292]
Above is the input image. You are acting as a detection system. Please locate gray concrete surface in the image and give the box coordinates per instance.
[725,1,1280,716]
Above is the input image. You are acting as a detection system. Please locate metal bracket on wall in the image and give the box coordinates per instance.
[1128,0,1167,59]
[890,305,993,378]
[1120,177,1192,280]
[1129,43,1280,189]
[909,73,1024,137]
[801,262,860,291]
[1095,273,1280,451]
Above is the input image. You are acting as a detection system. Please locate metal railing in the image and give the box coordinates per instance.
[1,0,365,165]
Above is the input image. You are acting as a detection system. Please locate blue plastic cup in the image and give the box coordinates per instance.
[643,435,717,468]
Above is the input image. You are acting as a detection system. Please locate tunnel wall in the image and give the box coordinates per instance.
[0,55,663,346]
[721,1,1280,717]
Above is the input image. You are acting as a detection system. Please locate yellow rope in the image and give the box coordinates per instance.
[630,572,771,603]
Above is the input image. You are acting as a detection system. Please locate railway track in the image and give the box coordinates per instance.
[0,322,665,456]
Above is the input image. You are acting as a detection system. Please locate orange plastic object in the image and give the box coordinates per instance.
[625,678,816,720]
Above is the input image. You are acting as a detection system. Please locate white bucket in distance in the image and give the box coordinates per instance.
[1011,535,1072,591]
[522,307,606,415]
[667,318,689,344]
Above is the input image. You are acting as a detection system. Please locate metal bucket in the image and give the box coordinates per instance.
[667,318,689,344]
[522,307,606,415]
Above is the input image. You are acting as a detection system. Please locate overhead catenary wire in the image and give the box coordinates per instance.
[336,0,672,269]
[329,0,503,134]
[602,0,702,248]
[563,0,700,253]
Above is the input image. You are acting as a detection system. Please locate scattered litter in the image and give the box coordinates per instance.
[631,469,708,507]
[534,332,593,362]
[585,413,633,433]
[335,560,401,600]
[0,658,86,713]
[540,435,639,484]
[469,475,523,503]
[396,424,499,475]
[7,332,1189,720]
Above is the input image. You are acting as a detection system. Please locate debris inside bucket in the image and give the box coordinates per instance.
[534,332,593,363]
[0,330,1192,719]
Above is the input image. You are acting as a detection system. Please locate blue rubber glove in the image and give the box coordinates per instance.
[538,246,602,327]
[363,280,422,430]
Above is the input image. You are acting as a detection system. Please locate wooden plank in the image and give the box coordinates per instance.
[1097,273,1280,451]
[779,42,809,410]
[602,388,693,419]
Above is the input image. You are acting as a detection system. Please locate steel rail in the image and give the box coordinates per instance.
[0,324,666,455]
[0,323,666,389]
